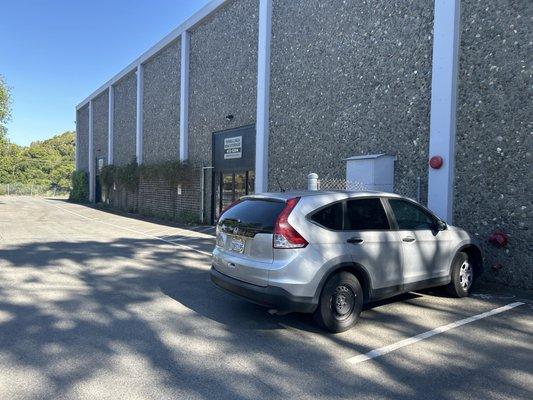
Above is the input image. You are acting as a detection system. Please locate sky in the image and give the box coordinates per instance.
[0,0,210,146]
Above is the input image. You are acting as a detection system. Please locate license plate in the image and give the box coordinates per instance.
[229,237,245,254]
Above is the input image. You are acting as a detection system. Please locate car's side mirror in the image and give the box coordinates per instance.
[435,220,447,231]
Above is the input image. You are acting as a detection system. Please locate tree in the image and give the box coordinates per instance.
[0,74,75,191]
[0,74,11,143]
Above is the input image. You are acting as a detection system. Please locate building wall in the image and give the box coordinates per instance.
[268,0,434,198]
[143,39,181,164]
[188,0,259,221]
[76,105,89,172]
[92,89,109,163]
[113,71,137,166]
[455,0,532,289]
[108,174,201,223]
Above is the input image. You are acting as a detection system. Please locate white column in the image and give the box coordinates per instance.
[427,0,461,223]
[108,86,114,165]
[75,110,79,170]
[88,100,95,202]
[180,31,190,161]
[136,64,144,164]
[254,0,273,193]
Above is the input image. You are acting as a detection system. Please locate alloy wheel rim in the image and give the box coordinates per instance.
[459,260,473,290]
[332,285,355,320]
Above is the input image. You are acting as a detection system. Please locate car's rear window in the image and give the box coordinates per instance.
[218,199,285,235]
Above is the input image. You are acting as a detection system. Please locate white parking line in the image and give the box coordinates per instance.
[45,200,212,256]
[195,226,215,233]
[346,301,525,365]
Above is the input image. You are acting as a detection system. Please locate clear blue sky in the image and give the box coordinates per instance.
[0,0,210,146]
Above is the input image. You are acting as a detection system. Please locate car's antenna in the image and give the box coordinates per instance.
[276,177,286,192]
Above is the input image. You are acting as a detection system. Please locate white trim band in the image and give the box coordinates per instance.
[180,31,190,161]
[427,0,461,223]
[254,0,273,194]
[76,0,229,110]
[88,100,95,202]
[108,86,114,165]
[136,64,144,164]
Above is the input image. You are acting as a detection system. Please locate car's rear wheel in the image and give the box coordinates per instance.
[445,252,474,297]
[314,271,363,333]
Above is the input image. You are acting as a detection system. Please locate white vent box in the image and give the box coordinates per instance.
[345,154,396,192]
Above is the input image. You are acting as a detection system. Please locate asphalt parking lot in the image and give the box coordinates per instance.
[0,196,531,400]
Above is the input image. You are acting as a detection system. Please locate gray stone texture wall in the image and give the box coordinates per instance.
[113,71,137,166]
[92,90,109,163]
[268,0,434,196]
[76,106,89,172]
[143,39,181,164]
[455,0,532,289]
[188,0,259,222]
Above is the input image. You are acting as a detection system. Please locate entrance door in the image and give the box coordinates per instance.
[95,157,104,203]
[211,125,256,223]
[216,170,255,219]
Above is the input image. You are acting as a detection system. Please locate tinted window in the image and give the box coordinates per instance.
[311,202,343,230]
[389,199,436,230]
[218,199,285,235]
[345,199,390,230]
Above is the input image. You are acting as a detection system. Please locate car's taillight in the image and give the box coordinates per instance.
[273,197,308,249]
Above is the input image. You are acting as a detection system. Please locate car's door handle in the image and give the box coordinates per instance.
[402,236,416,243]
[347,237,364,244]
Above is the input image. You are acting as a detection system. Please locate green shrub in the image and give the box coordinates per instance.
[175,210,201,225]
[138,160,193,187]
[102,159,193,192]
[69,171,89,203]
[100,165,115,190]
[115,159,139,192]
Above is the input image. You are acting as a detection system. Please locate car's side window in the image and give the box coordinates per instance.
[344,199,390,231]
[389,199,436,230]
[311,201,343,230]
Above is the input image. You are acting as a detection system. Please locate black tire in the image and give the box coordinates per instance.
[445,252,474,298]
[314,271,363,333]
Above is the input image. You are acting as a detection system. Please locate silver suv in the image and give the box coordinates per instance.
[210,191,482,332]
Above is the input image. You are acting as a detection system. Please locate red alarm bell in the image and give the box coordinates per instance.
[488,230,509,248]
[429,155,443,169]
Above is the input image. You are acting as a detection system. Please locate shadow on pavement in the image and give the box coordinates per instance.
[0,237,530,399]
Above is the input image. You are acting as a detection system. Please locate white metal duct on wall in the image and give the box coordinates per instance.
[345,154,396,193]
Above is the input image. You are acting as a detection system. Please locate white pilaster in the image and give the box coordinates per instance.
[108,86,114,165]
[88,100,95,202]
[427,0,461,223]
[254,0,273,193]
[180,31,190,161]
[136,64,144,164]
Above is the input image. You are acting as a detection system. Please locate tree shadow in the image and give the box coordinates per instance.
[0,237,530,399]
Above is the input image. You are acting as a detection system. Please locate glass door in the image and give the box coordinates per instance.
[215,170,255,219]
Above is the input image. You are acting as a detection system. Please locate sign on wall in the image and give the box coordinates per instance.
[224,136,242,159]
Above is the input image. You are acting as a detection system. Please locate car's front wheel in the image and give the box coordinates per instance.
[445,252,474,297]
[314,271,363,333]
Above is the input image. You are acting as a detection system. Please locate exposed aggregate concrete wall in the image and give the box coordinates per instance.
[113,72,137,166]
[92,89,109,163]
[268,0,434,199]
[455,0,532,289]
[143,39,181,164]
[76,106,89,172]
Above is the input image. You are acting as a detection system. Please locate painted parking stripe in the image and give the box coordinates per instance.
[195,226,215,233]
[44,200,212,256]
[346,301,525,365]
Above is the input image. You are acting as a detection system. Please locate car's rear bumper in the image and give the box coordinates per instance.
[210,266,317,314]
